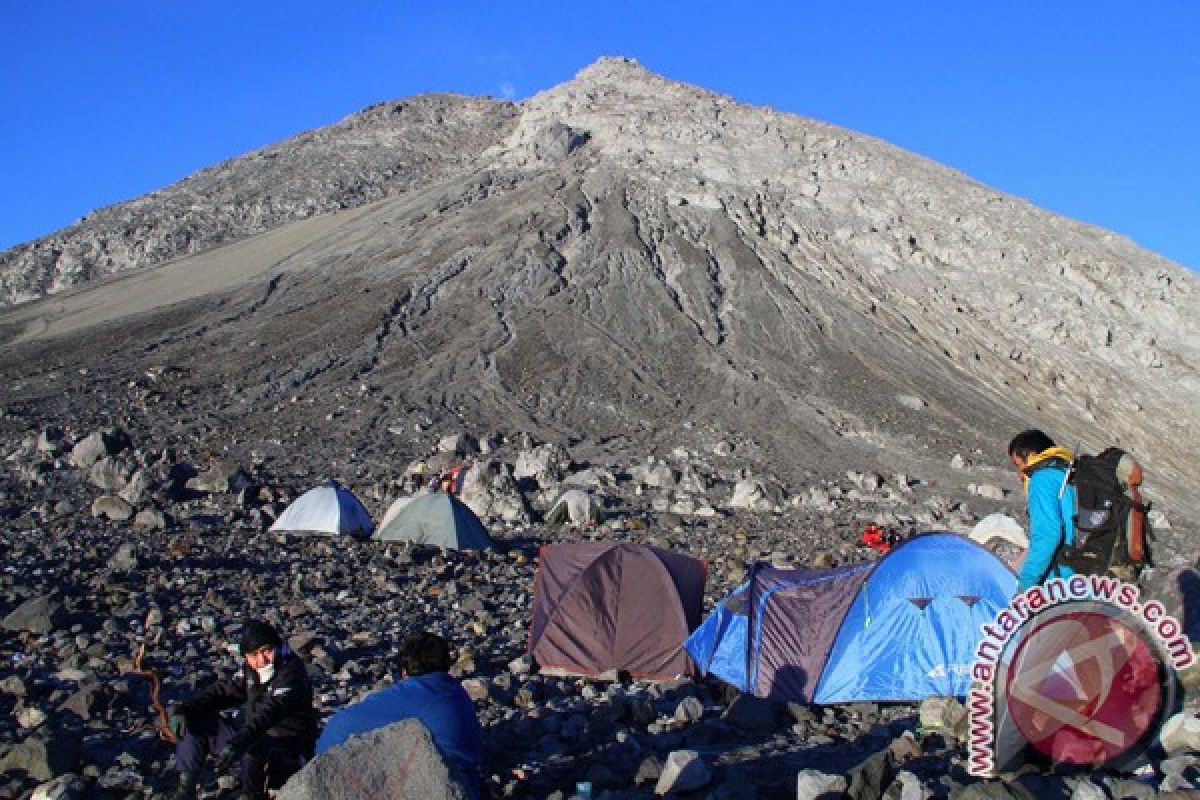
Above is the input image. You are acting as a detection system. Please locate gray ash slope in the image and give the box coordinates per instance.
[2,57,1196,551]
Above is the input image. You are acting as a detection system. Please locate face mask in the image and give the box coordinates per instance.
[254,664,276,684]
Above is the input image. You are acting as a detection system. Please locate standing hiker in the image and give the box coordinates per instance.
[166,620,319,800]
[1007,429,1077,592]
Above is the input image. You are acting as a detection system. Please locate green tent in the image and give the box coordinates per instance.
[374,492,495,550]
[545,489,603,526]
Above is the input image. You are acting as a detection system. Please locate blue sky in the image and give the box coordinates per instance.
[2,2,1197,270]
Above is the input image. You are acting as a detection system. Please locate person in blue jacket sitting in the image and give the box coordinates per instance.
[316,631,482,792]
[1007,429,1077,592]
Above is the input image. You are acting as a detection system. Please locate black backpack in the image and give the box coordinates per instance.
[1059,447,1150,576]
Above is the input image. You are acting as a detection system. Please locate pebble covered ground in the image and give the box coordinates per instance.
[1,426,1196,799]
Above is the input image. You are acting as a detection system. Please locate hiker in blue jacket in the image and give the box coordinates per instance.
[316,631,482,793]
[1008,429,1077,592]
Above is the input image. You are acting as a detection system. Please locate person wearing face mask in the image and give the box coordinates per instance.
[166,620,319,800]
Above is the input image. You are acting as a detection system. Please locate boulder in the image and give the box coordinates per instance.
[59,686,103,721]
[36,427,66,454]
[846,749,891,800]
[132,508,168,531]
[722,694,776,733]
[918,696,967,740]
[968,483,1006,501]
[437,434,478,456]
[513,443,570,485]
[630,461,678,489]
[30,774,87,800]
[729,480,774,512]
[69,428,129,469]
[459,460,528,523]
[119,469,153,504]
[654,750,711,796]
[188,460,253,493]
[674,696,705,725]
[92,495,134,521]
[0,731,82,782]
[275,719,471,800]
[889,770,929,800]
[1066,778,1107,800]
[1161,711,1200,755]
[88,457,128,491]
[3,594,67,634]
[796,769,848,800]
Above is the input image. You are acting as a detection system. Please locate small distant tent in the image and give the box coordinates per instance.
[378,489,431,531]
[545,489,603,526]
[374,492,494,550]
[685,532,1016,703]
[968,513,1028,550]
[270,480,374,537]
[528,542,707,680]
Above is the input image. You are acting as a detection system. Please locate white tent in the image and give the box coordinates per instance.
[968,513,1028,550]
[270,480,374,537]
[545,488,603,526]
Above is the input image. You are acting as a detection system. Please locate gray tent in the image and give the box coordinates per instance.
[374,492,494,550]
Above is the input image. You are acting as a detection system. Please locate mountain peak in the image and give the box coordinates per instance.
[571,55,652,83]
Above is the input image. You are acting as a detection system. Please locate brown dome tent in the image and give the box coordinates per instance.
[528,542,707,680]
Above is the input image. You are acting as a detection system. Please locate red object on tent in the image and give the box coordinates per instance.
[528,542,707,680]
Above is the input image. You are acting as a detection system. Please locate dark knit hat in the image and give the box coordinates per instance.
[239,620,282,655]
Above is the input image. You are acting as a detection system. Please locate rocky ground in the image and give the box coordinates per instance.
[1,423,1197,800]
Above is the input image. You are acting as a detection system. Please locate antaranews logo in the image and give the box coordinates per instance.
[967,574,1193,777]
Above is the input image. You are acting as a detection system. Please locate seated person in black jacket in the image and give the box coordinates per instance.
[167,620,319,800]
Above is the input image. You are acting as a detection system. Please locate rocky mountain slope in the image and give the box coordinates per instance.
[2,57,1195,545]
[0,95,517,304]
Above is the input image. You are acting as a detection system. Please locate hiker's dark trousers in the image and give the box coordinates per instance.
[175,711,307,797]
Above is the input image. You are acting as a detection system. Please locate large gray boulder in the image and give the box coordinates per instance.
[459,460,528,523]
[68,429,129,469]
[275,719,472,800]
[0,731,81,782]
[729,479,774,512]
[512,443,570,486]
[3,594,67,634]
[796,769,848,800]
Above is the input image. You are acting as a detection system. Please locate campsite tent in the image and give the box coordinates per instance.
[685,532,1016,703]
[378,489,431,531]
[528,542,707,680]
[270,480,374,537]
[374,492,494,550]
[544,489,603,526]
[968,513,1028,550]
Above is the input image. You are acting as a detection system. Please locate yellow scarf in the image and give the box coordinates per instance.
[1021,446,1073,490]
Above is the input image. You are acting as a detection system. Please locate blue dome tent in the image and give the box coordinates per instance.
[685,532,1016,703]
